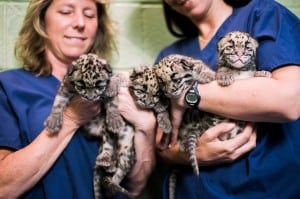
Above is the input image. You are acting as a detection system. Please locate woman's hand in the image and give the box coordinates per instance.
[117,73,157,196]
[157,122,256,166]
[63,95,101,130]
[117,72,157,132]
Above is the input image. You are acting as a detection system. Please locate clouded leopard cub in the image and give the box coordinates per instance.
[44,53,135,199]
[92,73,135,199]
[130,55,216,175]
[216,31,271,86]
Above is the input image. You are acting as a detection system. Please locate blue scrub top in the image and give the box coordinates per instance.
[0,70,125,198]
[156,0,300,198]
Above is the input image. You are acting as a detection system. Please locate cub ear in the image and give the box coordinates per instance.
[103,62,113,76]
[130,64,151,79]
[217,35,228,52]
[68,61,76,75]
[130,66,141,80]
[251,37,259,49]
[180,58,195,71]
[133,65,149,74]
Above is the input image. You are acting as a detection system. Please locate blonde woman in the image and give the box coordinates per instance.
[0,0,156,198]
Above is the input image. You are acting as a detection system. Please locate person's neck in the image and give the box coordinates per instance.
[46,50,70,81]
[193,1,233,45]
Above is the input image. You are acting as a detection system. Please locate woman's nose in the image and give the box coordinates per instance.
[72,13,85,31]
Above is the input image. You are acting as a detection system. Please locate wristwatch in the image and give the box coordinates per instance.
[185,80,201,107]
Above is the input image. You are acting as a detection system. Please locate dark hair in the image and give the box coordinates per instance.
[163,0,252,38]
[224,0,252,7]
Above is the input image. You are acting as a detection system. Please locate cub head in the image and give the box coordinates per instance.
[155,54,204,98]
[68,53,112,101]
[217,31,258,69]
[129,64,161,109]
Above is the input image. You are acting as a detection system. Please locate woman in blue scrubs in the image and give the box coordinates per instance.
[156,0,300,198]
[0,0,156,198]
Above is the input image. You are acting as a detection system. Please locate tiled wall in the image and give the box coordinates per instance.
[109,1,176,71]
[0,0,299,72]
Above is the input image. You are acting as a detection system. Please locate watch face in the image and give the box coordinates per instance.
[186,93,198,103]
[185,80,200,107]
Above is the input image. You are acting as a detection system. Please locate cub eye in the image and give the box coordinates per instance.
[156,90,163,96]
[75,80,85,89]
[95,80,106,88]
[245,45,253,51]
[135,89,144,95]
[225,45,233,51]
[173,78,181,84]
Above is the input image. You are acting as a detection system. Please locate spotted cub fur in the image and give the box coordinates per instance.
[92,73,136,199]
[129,64,171,135]
[44,54,135,199]
[216,30,271,86]
[44,53,112,134]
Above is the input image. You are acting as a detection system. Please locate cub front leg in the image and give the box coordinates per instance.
[195,65,216,84]
[216,72,234,86]
[95,133,115,168]
[154,100,172,134]
[157,111,172,134]
[254,70,272,78]
[105,98,125,134]
[111,124,135,185]
[105,74,127,133]
[44,95,71,133]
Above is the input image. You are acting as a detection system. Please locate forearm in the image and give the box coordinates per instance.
[198,66,300,122]
[125,128,156,197]
[0,124,77,198]
[156,123,257,166]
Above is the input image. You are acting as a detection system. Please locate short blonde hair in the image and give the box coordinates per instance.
[15,0,115,76]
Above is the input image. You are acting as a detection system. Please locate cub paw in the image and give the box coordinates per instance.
[157,112,172,134]
[255,70,272,78]
[96,152,113,168]
[44,114,63,134]
[216,73,234,86]
[198,73,216,84]
[106,113,125,133]
[102,177,133,199]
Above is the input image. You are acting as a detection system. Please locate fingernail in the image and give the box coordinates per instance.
[227,123,236,129]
